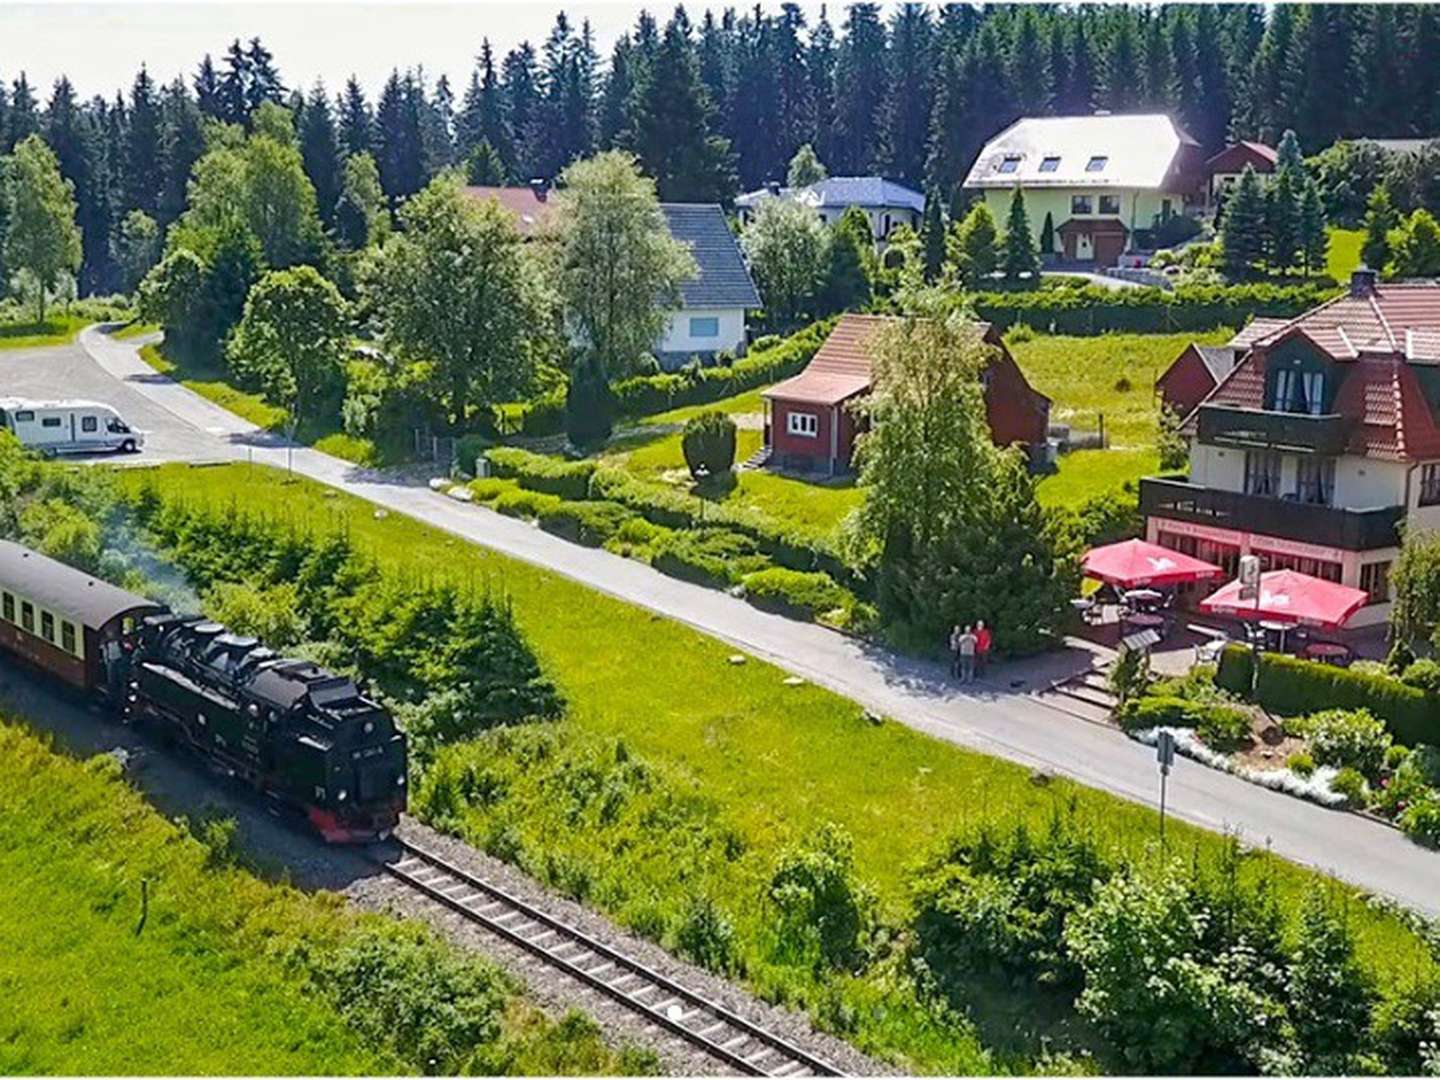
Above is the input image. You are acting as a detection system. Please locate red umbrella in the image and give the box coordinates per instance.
[1082,539,1224,589]
[1199,569,1369,629]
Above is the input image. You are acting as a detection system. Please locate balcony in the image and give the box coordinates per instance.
[1196,404,1353,456]
[1140,477,1404,552]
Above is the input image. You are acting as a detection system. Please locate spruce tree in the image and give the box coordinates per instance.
[1040,211,1055,256]
[124,66,163,218]
[946,202,998,287]
[1298,176,1328,276]
[920,191,945,285]
[338,76,372,159]
[1266,167,1301,274]
[242,37,285,121]
[1140,13,1175,111]
[829,3,888,175]
[1362,184,1400,275]
[1058,14,1096,114]
[774,3,812,167]
[1008,8,1051,117]
[787,144,827,188]
[924,39,968,198]
[884,3,935,185]
[1097,12,1142,112]
[807,5,837,168]
[425,74,456,170]
[1001,187,1038,281]
[193,55,222,118]
[159,77,206,227]
[729,11,783,189]
[300,81,341,225]
[1220,164,1267,281]
[218,40,249,125]
[8,74,40,148]
[465,140,507,186]
[501,44,540,180]
[598,34,637,151]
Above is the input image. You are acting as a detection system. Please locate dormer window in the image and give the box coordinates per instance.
[1271,368,1326,415]
[1086,155,1108,172]
[1039,156,1060,173]
[997,155,1021,174]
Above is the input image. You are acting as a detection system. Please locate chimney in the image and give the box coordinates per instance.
[529,177,549,202]
[1351,265,1378,296]
[766,180,781,196]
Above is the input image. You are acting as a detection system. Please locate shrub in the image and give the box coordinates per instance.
[1215,645,1256,697]
[1288,751,1316,777]
[565,355,615,447]
[768,823,876,971]
[454,433,492,476]
[491,487,564,520]
[485,447,597,501]
[673,898,742,976]
[514,389,565,436]
[1116,695,1195,730]
[1399,792,1440,847]
[1196,705,1252,752]
[1291,708,1392,779]
[1386,744,1412,773]
[1402,658,1440,694]
[468,477,513,502]
[680,411,737,479]
[1107,647,1151,705]
[650,529,768,588]
[537,499,636,547]
[1252,653,1440,746]
[1330,767,1369,808]
[740,567,852,621]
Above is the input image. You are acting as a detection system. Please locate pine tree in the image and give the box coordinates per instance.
[598,34,638,151]
[1058,14,1096,114]
[373,71,424,206]
[924,39,967,198]
[1140,12,1175,111]
[1097,12,1142,113]
[1008,7,1051,117]
[1245,3,1298,142]
[1288,6,1357,152]
[1352,5,1404,142]
[774,3,812,166]
[124,66,163,218]
[44,77,106,296]
[465,139,507,186]
[470,41,515,175]
[1362,184,1400,275]
[1298,176,1328,276]
[1040,211,1055,256]
[1266,166,1301,273]
[8,74,40,148]
[300,80,342,225]
[1190,6,1231,153]
[830,3,889,175]
[193,55,222,118]
[219,40,249,125]
[1221,164,1268,281]
[338,76,372,159]
[0,78,10,155]
[696,10,735,133]
[729,11,783,189]
[243,37,285,121]
[883,3,934,184]
[425,74,456,170]
[502,44,540,180]
[1411,6,1440,138]
[807,5,837,168]
[920,190,945,284]
[632,13,737,202]
[1001,187,1038,281]
[158,77,205,227]
[787,143,827,188]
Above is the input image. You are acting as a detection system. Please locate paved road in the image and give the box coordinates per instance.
[12,327,1440,914]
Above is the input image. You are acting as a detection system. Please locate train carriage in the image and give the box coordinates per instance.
[0,539,163,697]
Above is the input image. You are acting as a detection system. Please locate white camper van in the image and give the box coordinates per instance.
[0,398,146,456]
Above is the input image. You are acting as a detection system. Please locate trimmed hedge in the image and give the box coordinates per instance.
[486,447,598,500]
[537,500,637,547]
[650,530,769,589]
[740,567,851,621]
[1251,653,1440,747]
[971,281,1336,335]
[492,487,563,520]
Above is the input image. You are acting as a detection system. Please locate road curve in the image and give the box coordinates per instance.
[23,326,1440,915]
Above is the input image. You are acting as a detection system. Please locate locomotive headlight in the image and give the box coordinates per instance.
[336,789,348,801]
[396,775,406,786]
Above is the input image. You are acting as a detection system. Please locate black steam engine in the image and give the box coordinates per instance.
[0,540,406,842]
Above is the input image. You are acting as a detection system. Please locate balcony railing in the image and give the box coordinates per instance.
[1140,477,1404,552]
[1196,404,1353,456]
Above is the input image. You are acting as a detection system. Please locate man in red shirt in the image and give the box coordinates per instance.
[975,620,993,679]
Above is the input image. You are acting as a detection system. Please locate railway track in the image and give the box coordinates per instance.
[374,837,842,1078]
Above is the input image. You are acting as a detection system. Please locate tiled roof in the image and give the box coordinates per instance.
[763,313,888,406]
[462,185,557,237]
[660,203,762,310]
[1227,317,1290,350]
[1205,141,1278,170]
[735,176,925,213]
[964,113,1195,190]
[1250,282,1440,358]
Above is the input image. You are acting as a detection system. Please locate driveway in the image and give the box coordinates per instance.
[11,326,1440,915]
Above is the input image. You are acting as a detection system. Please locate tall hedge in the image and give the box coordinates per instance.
[970,282,1335,334]
[1241,652,1440,746]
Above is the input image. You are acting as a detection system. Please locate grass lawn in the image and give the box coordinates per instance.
[594,386,863,538]
[121,461,1438,1071]
[135,339,386,467]
[0,314,96,349]
[110,320,161,341]
[1010,329,1233,509]
[1328,227,1364,282]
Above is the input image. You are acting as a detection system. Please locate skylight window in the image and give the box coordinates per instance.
[1086,155,1109,172]
[997,155,1021,174]
[1039,156,1061,173]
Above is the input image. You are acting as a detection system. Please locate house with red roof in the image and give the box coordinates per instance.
[760,314,1051,475]
[1205,141,1278,213]
[1142,269,1440,626]
[1156,318,1290,419]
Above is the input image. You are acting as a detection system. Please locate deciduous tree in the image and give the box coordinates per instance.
[786,143,827,188]
[741,198,828,329]
[5,134,82,321]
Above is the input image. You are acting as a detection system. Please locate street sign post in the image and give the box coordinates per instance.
[1156,730,1176,846]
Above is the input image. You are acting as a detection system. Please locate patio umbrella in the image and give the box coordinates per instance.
[1082,539,1224,589]
[1198,569,1370,629]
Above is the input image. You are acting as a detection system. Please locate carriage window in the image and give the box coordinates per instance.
[1,592,12,622]
[61,621,77,654]
[40,611,55,643]
[41,417,62,428]
[14,410,34,422]
[81,416,98,433]
[20,601,34,632]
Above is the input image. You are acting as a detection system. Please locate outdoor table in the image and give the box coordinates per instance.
[1302,641,1350,665]
[1123,612,1167,637]
[1258,620,1293,652]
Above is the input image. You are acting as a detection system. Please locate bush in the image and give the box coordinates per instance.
[537,499,636,547]
[1330,767,1369,808]
[1291,708,1392,779]
[740,567,852,621]
[1117,695,1251,749]
[680,411,737,479]
[454,433,492,476]
[1252,653,1440,747]
[650,529,768,589]
[565,355,615,447]
[1215,645,1256,697]
[1288,751,1316,777]
[468,477,512,502]
[485,447,597,501]
[673,898,742,977]
[513,389,565,437]
[492,487,564,520]
[1196,705,1252,751]
[1402,658,1440,694]
[1399,792,1440,847]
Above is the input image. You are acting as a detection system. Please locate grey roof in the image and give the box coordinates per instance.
[660,203,762,310]
[735,176,924,212]
[1361,138,1440,156]
[965,113,1195,190]
[1195,345,1240,384]
[0,539,163,630]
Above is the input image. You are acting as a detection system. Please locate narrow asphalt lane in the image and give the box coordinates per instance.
[15,326,1440,915]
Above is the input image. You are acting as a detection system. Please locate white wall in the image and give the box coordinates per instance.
[1190,443,1408,511]
[657,307,747,360]
[1188,443,1246,490]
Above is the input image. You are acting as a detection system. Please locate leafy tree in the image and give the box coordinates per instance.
[1391,529,1440,652]
[786,143,827,188]
[227,266,349,432]
[1362,183,1401,274]
[334,152,387,251]
[946,202,999,287]
[137,248,210,359]
[1220,165,1267,281]
[847,293,1074,654]
[552,151,696,377]
[1396,210,1440,279]
[113,209,161,294]
[5,135,82,321]
[1157,402,1189,471]
[1281,896,1377,1073]
[367,177,550,430]
[680,411,736,479]
[1001,186,1039,281]
[741,198,828,329]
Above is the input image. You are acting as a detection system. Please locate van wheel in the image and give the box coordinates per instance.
[121,440,137,454]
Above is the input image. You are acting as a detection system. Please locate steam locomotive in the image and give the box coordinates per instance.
[0,539,407,842]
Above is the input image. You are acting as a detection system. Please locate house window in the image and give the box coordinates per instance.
[81,416,98,433]
[61,621,77,655]
[40,611,54,643]
[41,416,62,428]
[1071,195,1093,215]
[787,411,819,438]
[1098,194,1120,215]
[1421,463,1440,506]
[1271,367,1326,415]
[689,316,720,339]
[1086,155,1108,172]
[997,154,1021,174]
[1243,450,1283,497]
[1361,561,1392,604]
[1,592,12,622]
[1294,457,1335,505]
[1039,155,1060,172]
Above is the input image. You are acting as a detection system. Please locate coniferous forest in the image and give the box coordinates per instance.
[1,3,1438,297]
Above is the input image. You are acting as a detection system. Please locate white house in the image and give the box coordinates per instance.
[735,176,925,249]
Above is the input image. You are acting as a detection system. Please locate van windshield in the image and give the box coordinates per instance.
[107,419,130,434]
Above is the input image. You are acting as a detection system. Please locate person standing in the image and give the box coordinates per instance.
[948,624,963,677]
[975,620,993,679]
[957,624,978,684]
